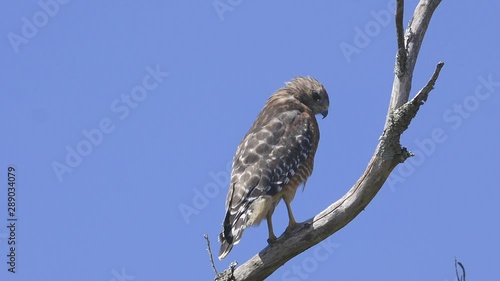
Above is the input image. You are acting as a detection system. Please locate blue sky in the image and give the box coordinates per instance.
[1,1,499,281]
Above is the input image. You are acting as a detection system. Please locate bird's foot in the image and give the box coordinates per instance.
[267,235,277,245]
[285,221,299,233]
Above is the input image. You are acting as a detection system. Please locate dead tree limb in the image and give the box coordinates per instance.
[215,0,443,280]
[386,0,443,122]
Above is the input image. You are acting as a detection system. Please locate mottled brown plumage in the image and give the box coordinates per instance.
[218,76,329,260]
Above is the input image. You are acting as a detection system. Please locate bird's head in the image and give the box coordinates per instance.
[284,76,330,119]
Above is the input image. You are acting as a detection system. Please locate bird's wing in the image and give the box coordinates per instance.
[226,109,317,217]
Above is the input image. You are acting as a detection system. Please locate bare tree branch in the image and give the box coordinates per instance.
[411,61,444,106]
[386,0,442,126]
[395,0,407,77]
[455,257,466,281]
[214,1,444,280]
[204,234,219,278]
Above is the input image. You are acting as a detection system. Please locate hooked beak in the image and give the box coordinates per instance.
[321,108,329,119]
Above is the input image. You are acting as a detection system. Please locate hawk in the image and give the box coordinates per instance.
[218,76,329,260]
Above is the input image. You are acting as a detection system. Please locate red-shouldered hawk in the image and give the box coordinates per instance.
[218,76,329,260]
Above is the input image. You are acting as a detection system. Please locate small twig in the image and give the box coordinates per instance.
[455,257,466,281]
[410,61,444,106]
[228,262,238,279]
[216,261,238,281]
[395,0,407,76]
[204,234,219,277]
[388,61,444,138]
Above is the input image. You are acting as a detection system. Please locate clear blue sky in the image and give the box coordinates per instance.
[1,1,499,281]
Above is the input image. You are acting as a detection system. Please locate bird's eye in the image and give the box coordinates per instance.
[312,91,321,102]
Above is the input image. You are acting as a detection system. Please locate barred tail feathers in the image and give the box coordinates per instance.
[218,210,248,260]
[218,232,233,260]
